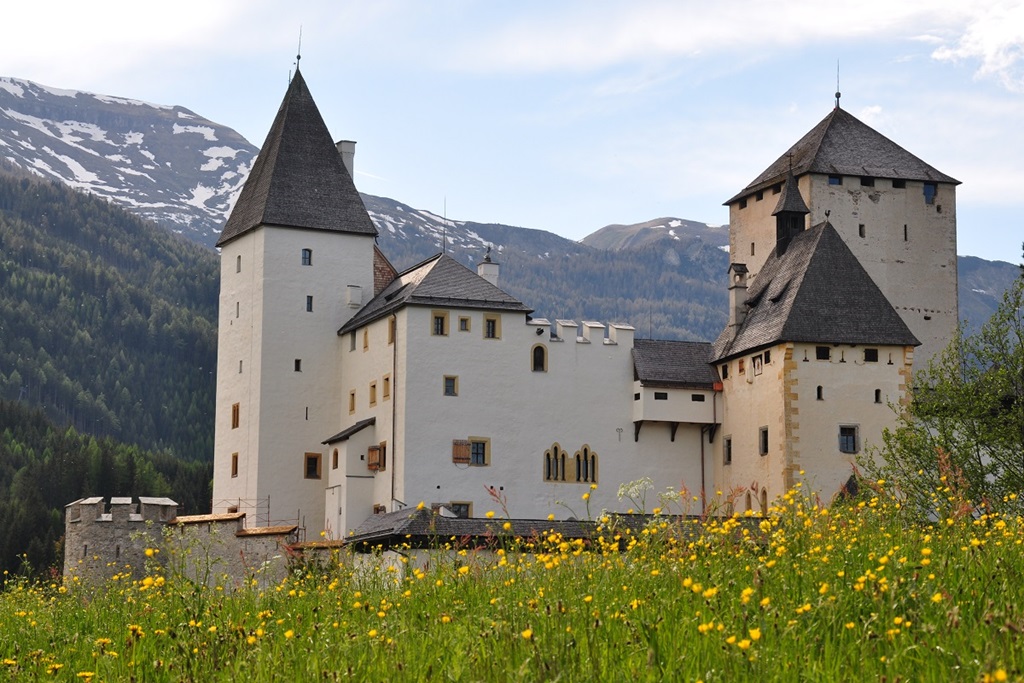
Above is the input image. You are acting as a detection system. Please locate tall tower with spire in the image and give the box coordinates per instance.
[724,104,959,365]
[211,70,377,529]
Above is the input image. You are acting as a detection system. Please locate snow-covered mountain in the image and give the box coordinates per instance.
[0,77,256,247]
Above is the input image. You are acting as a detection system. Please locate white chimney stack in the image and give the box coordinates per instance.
[477,246,500,287]
[728,263,749,331]
[336,140,356,178]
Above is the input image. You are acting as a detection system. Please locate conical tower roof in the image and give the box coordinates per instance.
[217,70,377,247]
[726,107,959,205]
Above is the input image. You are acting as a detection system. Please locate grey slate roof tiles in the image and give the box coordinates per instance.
[632,339,719,388]
[338,253,531,335]
[713,222,919,361]
[217,70,377,246]
[726,107,959,205]
[344,506,701,550]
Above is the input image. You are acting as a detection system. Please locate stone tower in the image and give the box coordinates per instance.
[724,105,959,365]
[211,70,377,531]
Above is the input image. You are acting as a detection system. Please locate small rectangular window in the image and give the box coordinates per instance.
[469,438,490,466]
[369,381,377,406]
[892,179,906,189]
[304,452,322,479]
[654,391,668,400]
[388,318,396,344]
[828,175,842,185]
[301,248,312,266]
[724,437,732,465]
[363,329,369,351]
[306,295,313,312]
[755,190,764,201]
[738,199,747,209]
[750,242,755,256]
[444,375,458,396]
[753,355,763,376]
[691,394,706,402]
[231,403,240,429]
[236,255,241,273]
[860,177,874,187]
[332,449,339,469]
[903,224,908,242]
[738,359,746,374]
[432,311,449,336]
[839,426,859,454]
[764,350,771,364]
[772,183,782,195]
[236,301,240,318]
[383,375,391,400]
[923,182,937,205]
[459,317,470,332]
[239,360,243,374]
[633,392,640,401]
[721,364,729,379]
[231,453,239,478]
[294,359,302,372]
[816,346,831,361]
[349,390,356,414]
[350,331,356,351]
[448,502,471,519]
[858,224,866,238]
[864,348,879,363]
[484,315,500,339]
[759,427,769,456]
[378,441,387,471]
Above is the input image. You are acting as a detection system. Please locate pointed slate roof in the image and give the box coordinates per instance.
[338,253,531,335]
[772,172,809,216]
[216,70,377,247]
[726,107,959,205]
[632,339,719,389]
[712,222,919,361]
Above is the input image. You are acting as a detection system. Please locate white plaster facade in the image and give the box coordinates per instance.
[210,78,957,538]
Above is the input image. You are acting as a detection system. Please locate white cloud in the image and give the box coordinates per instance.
[931,1,1024,92]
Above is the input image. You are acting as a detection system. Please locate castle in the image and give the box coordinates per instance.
[204,71,957,539]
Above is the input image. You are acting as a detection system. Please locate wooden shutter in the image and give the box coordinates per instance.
[452,439,471,464]
[367,445,381,471]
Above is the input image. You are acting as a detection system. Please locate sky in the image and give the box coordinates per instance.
[2,0,1023,263]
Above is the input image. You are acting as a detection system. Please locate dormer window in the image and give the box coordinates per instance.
[301,248,312,266]
[828,175,842,185]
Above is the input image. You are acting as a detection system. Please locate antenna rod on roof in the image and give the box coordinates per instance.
[835,59,841,109]
[442,197,447,255]
[297,26,303,70]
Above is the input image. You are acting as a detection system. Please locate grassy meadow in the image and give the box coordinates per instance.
[1,480,1022,682]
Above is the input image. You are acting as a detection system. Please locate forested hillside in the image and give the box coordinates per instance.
[0,399,211,574]
[0,166,218,460]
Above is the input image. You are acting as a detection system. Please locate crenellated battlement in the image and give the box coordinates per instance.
[64,497,299,589]
[528,318,635,346]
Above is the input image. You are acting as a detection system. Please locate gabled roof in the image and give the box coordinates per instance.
[216,70,377,247]
[726,107,959,205]
[632,339,719,389]
[338,253,531,335]
[323,417,376,445]
[712,222,919,361]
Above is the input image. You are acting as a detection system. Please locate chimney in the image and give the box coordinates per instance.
[728,263,749,330]
[477,246,500,287]
[336,140,356,178]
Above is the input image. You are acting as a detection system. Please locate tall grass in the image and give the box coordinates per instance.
[2,480,1022,682]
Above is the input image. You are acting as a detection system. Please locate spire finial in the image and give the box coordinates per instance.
[835,59,841,109]
[295,26,303,72]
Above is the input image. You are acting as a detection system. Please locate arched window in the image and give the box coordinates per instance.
[745,492,752,511]
[760,489,768,514]
[301,248,312,266]
[532,344,548,372]
[574,445,598,483]
[816,385,824,400]
[874,389,882,404]
[544,443,564,482]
